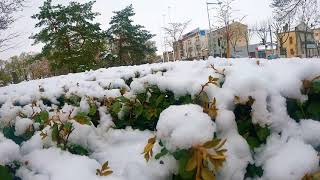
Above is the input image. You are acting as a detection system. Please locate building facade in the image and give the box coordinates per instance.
[279,23,319,58]
[173,28,209,60]
[209,22,248,57]
[163,51,174,62]
[314,28,320,43]
[314,27,320,56]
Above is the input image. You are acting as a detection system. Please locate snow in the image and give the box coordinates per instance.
[0,132,20,165]
[15,118,33,136]
[255,136,319,180]
[300,120,320,147]
[215,109,252,180]
[156,104,216,151]
[80,97,90,114]
[17,148,102,180]
[0,58,319,180]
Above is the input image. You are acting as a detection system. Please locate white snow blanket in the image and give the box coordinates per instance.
[0,57,319,180]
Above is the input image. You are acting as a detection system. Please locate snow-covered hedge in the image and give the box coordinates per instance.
[0,58,319,180]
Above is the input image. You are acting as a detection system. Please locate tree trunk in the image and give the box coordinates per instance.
[226,37,231,58]
[304,28,308,58]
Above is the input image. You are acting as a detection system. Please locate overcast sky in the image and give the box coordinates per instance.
[0,0,273,59]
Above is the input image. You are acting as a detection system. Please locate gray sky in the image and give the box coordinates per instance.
[0,0,273,60]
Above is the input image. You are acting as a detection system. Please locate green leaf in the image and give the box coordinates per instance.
[133,104,143,119]
[117,96,130,103]
[51,123,59,142]
[63,122,73,131]
[172,149,189,160]
[178,95,193,104]
[67,144,89,156]
[178,152,195,179]
[237,119,251,136]
[111,101,122,114]
[256,127,270,142]
[74,112,92,125]
[155,148,168,160]
[245,163,263,178]
[34,111,49,124]
[0,165,13,180]
[57,95,66,107]
[3,126,31,145]
[311,80,320,93]
[145,108,156,121]
[246,136,260,149]
[307,101,320,119]
[136,93,147,103]
[155,94,165,107]
[286,98,305,121]
[88,102,97,116]
[67,95,81,106]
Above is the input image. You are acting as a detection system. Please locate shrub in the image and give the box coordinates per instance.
[106,85,193,130]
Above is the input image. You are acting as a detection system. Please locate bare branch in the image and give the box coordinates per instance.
[162,20,191,49]
[0,0,25,51]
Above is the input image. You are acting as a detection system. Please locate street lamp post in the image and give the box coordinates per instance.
[206,1,221,57]
[206,2,212,57]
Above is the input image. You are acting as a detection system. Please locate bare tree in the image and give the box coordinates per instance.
[297,0,319,57]
[271,0,304,20]
[213,0,245,58]
[215,0,233,58]
[253,21,269,47]
[271,0,320,22]
[272,17,291,57]
[0,0,25,52]
[163,20,190,61]
[229,22,247,56]
[244,28,253,56]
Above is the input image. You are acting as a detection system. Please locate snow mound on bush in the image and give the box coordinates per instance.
[0,58,319,180]
[215,110,252,180]
[0,132,20,165]
[300,119,320,147]
[17,148,104,180]
[15,117,33,136]
[256,136,319,180]
[156,104,215,151]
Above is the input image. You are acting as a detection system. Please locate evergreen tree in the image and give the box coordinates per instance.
[107,5,156,66]
[31,0,106,73]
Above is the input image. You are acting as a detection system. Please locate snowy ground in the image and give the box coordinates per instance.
[0,57,319,180]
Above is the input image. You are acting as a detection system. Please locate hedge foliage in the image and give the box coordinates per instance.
[1,76,320,180]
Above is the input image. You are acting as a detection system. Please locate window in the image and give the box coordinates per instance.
[316,33,319,37]
[289,37,293,44]
[290,49,294,55]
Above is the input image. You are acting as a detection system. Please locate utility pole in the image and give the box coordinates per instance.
[269,24,274,54]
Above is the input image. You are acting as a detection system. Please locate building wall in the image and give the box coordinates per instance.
[314,28,320,56]
[183,32,208,59]
[173,28,208,60]
[314,29,320,43]
[163,51,174,61]
[209,22,248,57]
[281,32,297,58]
[280,24,319,58]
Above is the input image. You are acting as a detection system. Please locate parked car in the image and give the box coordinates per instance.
[267,54,279,60]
